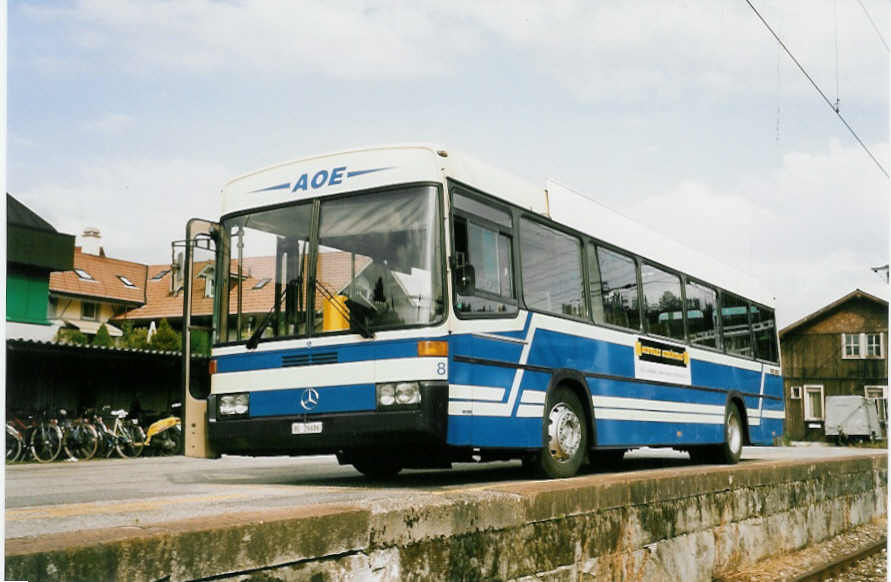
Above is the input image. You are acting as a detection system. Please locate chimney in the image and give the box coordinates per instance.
[79,227,104,256]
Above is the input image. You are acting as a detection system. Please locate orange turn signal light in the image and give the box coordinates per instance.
[209,359,218,375]
[417,340,448,357]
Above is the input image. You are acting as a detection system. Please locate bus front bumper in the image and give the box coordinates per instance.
[207,382,448,456]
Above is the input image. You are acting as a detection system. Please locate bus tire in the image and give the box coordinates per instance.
[352,454,402,480]
[537,386,587,478]
[715,404,744,464]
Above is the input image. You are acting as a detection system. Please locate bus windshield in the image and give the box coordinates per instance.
[217,185,443,344]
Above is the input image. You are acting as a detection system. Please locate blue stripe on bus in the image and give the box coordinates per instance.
[249,384,375,416]
[595,419,723,446]
[587,377,729,406]
[690,359,762,393]
[447,415,542,447]
[216,338,422,373]
[526,329,636,377]
[450,361,515,400]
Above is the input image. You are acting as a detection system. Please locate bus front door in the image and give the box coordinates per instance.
[178,218,221,459]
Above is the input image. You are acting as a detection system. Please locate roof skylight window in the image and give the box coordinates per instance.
[151,269,170,280]
[74,268,95,281]
[253,278,271,289]
[118,275,136,288]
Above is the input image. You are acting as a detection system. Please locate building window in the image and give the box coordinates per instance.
[803,385,824,421]
[790,386,802,399]
[204,277,215,298]
[867,333,883,358]
[117,275,136,288]
[74,268,95,281]
[81,301,98,321]
[842,333,885,359]
[865,386,887,423]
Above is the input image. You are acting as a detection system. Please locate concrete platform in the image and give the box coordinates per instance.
[5,447,887,581]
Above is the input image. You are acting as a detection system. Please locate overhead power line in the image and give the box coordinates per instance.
[855,0,890,53]
[745,0,889,179]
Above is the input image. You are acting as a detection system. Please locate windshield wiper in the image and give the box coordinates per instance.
[313,278,374,339]
[246,281,293,350]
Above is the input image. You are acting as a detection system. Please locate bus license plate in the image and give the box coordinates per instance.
[291,422,322,435]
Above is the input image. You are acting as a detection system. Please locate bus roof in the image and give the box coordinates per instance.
[221,143,773,307]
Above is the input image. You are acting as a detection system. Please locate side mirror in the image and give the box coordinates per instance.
[456,264,476,295]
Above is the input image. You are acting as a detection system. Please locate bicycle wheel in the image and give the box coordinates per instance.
[65,424,99,461]
[6,427,23,463]
[30,424,63,463]
[115,423,146,458]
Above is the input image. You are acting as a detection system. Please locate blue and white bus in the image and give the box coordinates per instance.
[182,144,783,478]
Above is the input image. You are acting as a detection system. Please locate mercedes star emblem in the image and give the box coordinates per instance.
[300,388,320,411]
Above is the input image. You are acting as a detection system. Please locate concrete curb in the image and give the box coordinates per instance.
[6,453,887,581]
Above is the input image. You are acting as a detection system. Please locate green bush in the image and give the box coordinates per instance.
[150,318,181,351]
[93,323,113,347]
[57,328,87,345]
[127,328,150,350]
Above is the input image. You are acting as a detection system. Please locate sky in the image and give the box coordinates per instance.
[6,0,889,327]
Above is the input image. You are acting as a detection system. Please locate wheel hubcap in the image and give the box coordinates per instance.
[547,403,582,462]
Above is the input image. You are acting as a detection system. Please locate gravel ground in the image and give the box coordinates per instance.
[825,548,886,582]
[716,518,887,582]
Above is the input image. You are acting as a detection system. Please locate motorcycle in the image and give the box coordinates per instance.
[143,402,183,456]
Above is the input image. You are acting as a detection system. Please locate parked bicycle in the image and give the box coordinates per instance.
[109,408,146,458]
[88,408,118,458]
[60,408,99,461]
[29,409,63,463]
[6,422,25,463]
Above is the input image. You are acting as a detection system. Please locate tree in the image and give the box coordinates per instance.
[57,328,87,345]
[127,328,150,350]
[190,329,210,356]
[93,324,113,347]
[150,319,181,351]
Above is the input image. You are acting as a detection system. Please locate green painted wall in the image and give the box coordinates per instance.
[6,271,51,325]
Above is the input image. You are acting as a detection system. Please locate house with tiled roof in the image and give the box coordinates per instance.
[116,252,359,337]
[49,232,148,339]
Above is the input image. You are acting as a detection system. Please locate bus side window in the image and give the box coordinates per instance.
[519,218,586,319]
[685,280,720,349]
[594,246,641,331]
[640,262,685,341]
[751,305,778,362]
[587,243,604,323]
[721,292,753,357]
[451,191,517,317]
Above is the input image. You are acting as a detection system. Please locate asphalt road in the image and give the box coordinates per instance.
[5,445,884,540]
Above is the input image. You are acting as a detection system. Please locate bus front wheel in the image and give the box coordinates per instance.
[352,454,402,480]
[536,387,588,478]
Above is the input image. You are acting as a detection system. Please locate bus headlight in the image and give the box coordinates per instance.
[219,393,249,416]
[395,382,421,405]
[376,382,421,409]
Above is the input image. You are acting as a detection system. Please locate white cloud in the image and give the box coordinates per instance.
[80,113,134,134]
[16,157,231,265]
[20,1,888,105]
[623,139,888,326]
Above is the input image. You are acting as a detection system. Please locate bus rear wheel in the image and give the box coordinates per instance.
[690,404,743,465]
[536,387,588,478]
